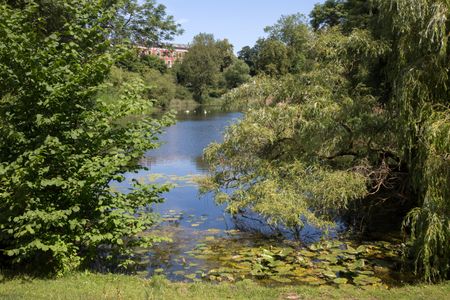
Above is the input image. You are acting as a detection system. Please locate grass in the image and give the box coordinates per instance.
[0,272,449,300]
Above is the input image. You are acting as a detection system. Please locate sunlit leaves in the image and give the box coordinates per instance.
[0,1,173,275]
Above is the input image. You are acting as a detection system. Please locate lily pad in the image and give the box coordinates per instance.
[322,271,337,279]
[184,274,197,280]
[173,270,185,276]
[333,277,349,284]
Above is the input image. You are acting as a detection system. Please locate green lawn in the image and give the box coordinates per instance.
[0,273,449,300]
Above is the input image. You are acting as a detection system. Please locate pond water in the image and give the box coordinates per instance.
[112,108,412,287]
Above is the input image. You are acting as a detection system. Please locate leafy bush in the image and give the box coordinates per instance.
[116,50,168,74]
[141,68,177,108]
[101,66,178,108]
[174,85,193,101]
[0,1,173,275]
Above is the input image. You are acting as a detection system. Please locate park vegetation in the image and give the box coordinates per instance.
[175,33,250,102]
[0,0,448,291]
[0,0,180,275]
[0,0,251,277]
[205,0,450,282]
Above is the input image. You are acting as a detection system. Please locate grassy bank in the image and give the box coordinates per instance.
[0,273,449,300]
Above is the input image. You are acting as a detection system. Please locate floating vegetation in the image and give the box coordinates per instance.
[172,238,413,287]
[142,211,411,287]
[147,173,204,187]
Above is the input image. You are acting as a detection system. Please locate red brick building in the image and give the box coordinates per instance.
[138,44,189,68]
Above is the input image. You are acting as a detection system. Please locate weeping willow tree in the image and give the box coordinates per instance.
[378,0,450,282]
[205,26,394,230]
[204,0,450,282]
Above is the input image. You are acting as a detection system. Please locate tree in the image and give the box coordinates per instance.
[310,0,376,33]
[238,46,259,76]
[177,33,237,102]
[116,50,168,74]
[215,39,234,72]
[224,59,251,89]
[310,0,346,31]
[242,14,310,76]
[0,0,175,275]
[376,0,450,282]
[111,0,184,46]
[254,39,290,76]
[205,0,450,282]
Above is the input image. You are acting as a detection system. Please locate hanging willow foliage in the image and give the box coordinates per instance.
[377,0,450,282]
[205,0,449,282]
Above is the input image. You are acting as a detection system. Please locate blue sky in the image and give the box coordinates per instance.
[159,0,322,53]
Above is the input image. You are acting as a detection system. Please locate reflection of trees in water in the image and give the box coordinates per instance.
[193,155,209,171]
[146,224,189,272]
[230,210,326,245]
[175,105,231,121]
[139,156,155,168]
[138,155,209,172]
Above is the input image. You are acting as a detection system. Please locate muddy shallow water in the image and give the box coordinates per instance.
[112,108,413,287]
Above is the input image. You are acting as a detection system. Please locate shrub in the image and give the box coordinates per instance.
[0,1,172,275]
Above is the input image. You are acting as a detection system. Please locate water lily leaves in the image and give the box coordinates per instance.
[300,250,316,258]
[173,270,185,276]
[320,253,338,264]
[261,248,275,256]
[274,265,294,275]
[329,265,347,273]
[353,274,382,286]
[230,262,252,271]
[333,277,349,285]
[184,273,197,280]
[322,270,337,279]
[277,248,294,257]
[309,244,322,251]
[260,253,275,263]
[345,245,358,255]
[268,260,285,268]
[358,270,375,276]
[154,268,164,274]
[348,259,366,270]
[356,245,368,253]
[150,235,398,286]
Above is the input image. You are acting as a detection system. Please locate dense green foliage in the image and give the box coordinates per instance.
[238,14,310,76]
[206,0,450,282]
[176,34,250,102]
[117,49,168,74]
[223,60,251,89]
[0,0,177,275]
[110,0,183,46]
